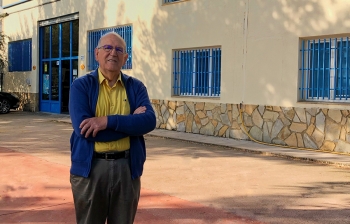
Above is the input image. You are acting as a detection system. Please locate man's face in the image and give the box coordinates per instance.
[95,34,128,75]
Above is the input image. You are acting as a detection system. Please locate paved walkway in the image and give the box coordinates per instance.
[1,111,350,223]
[0,146,261,224]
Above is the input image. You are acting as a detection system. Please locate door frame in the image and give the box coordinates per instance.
[38,13,79,114]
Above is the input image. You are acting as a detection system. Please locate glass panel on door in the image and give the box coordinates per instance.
[51,61,59,101]
[52,24,59,58]
[73,59,78,81]
[72,20,79,56]
[62,22,70,57]
[61,60,70,112]
[43,27,50,59]
[42,62,49,100]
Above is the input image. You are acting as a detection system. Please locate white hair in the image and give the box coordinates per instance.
[97,32,126,50]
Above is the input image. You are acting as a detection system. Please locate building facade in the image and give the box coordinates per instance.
[2,0,350,154]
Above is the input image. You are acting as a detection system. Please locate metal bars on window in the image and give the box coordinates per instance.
[87,25,132,71]
[8,39,32,72]
[300,37,350,101]
[173,47,221,97]
[164,0,181,3]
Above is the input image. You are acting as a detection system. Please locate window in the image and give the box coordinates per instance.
[300,37,350,101]
[8,39,32,72]
[87,25,132,71]
[2,0,31,9]
[173,47,221,97]
[164,0,181,3]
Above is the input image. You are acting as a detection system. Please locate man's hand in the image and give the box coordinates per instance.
[80,116,108,138]
[80,106,146,138]
[133,106,146,114]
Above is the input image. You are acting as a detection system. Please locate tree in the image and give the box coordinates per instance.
[0,13,9,91]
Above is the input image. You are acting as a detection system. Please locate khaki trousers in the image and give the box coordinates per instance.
[70,157,140,224]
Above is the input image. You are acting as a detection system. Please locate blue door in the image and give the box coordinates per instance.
[39,19,79,113]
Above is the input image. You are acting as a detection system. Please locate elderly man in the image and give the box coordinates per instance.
[69,32,156,224]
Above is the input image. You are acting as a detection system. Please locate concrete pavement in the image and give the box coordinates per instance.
[0,146,261,224]
[1,111,350,223]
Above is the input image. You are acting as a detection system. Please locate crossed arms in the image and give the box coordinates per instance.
[69,78,156,142]
[79,106,146,138]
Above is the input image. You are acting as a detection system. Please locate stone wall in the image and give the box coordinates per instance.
[151,100,350,154]
[15,92,39,112]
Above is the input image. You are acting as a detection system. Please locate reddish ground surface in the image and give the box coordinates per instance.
[0,147,262,224]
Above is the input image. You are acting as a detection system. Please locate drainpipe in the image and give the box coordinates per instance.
[242,0,249,106]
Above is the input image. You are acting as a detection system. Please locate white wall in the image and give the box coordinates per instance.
[2,0,350,110]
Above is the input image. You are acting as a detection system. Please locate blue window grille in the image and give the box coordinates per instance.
[164,0,181,3]
[300,37,350,101]
[173,47,221,97]
[87,25,132,71]
[8,39,32,72]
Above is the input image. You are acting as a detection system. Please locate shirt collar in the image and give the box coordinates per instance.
[98,68,124,87]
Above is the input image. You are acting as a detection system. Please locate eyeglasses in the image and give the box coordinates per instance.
[97,45,125,54]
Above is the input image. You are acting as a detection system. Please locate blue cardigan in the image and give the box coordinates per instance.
[69,70,156,179]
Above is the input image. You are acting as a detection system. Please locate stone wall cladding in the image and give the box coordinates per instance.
[16,92,39,112]
[151,100,350,154]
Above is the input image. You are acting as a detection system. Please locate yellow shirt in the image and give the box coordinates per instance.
[94,69,130,152]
